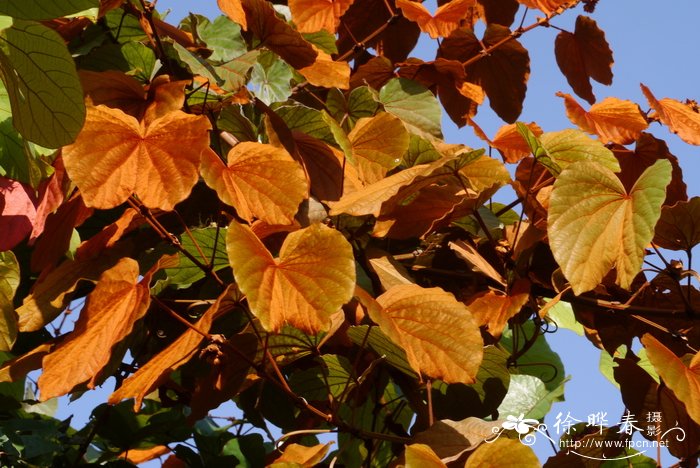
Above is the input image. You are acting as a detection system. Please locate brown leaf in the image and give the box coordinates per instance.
[200,144,308,225]
[63,105,212,210]
[464,279,530,337]
[412,417,503,463]
[349,56,396,90]
[108,287,237,411]
[654,197,700,251]
[555,15,613,104]
[38,258,152,400]
[396,0,475,39]
[79,70,147,118]
[641,83,700,145]
[292,131,345,202]
[289,0,354,33]
[557,92,647,144]
[30,157,70,242]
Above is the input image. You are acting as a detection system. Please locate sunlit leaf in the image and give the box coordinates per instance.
[0,0,97,20]
[366,284,483,384]
[497,374,567,420]
[0,176,36,251]
[62,105,211,210]
[298,48,350,89]
[379,78,443,139]
[227,222,355,333]
[555,15,613,104]
[465,438,540,467]
[289,0,354,33]
[249,51,293,104]
[450,240,506,286]
[0,19,85,147]
[491,122,543,163]
[271,442,333,466]
[404,443,446,467]
[464,279,530,338]
[38,258,151,401]
[0,251,20,351]
[396,0,475,39]
[654,197,700,251]
[348,112,409,184]
[516,0,568,14]
[641,83,700,146]
[368,252,414,291]
[641,334,700,425]
[200,144,307,225]
[412,417,503,463]
[548,160,671,294]
[540,128,620,174]
[557,92,648,145]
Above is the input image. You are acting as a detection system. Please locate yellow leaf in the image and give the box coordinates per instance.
[63,105,211,210]
[298,48,351,89]
[272,442,333,466]
[396,0,475,39]
[465,438,540,467]
[109,287,237,411]
[200,144,308,225]
[348,113,409,184]
[641,334,700,425]
[557,92,648,145]
[289,0,354,33]
[404,443,446,468]
[226,222,355,333]
[363,284,483,384]
[38,258,151,401]
[641,83,700,146]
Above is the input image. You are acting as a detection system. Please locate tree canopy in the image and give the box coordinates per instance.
[0,0,699,466]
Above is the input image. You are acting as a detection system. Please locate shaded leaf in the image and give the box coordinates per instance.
[0,176,36,251]
[249,51,293,104]
[62,105,211,210]
[0,19,85,147]
[413,417,503,463]
[548,160,671,294]
[379,78,443,139]
[227,222,355,333]
[396,0,475,39]
[654,197,700,251]
[346,324,415,377]
[162,226,231,289]
[641,83,700,146]
[554,15,613,104]
[557,92,648,145]
[465,438,540,467]
[200,144,307,225]
[289,354,354,402]
[0,251,19,351]
[366,284,484,384]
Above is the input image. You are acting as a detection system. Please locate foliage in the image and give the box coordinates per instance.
[0,0,699,466]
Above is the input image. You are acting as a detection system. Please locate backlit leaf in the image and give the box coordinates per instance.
[367,284,484,384]
[540,128,620,174]
[272,442,333,466]
[0,19,85,147]
[0,176,36,251]
[162,226,231,289]
[200,144,307,225]
[108,287,237,411]
[226,222,355,333]
[555,15,613,104]
[497,374,566,420]
[348,112,409,184]
[0,251,19,351]
[516,0,568,15]
[396,0,475,39]
[557,92,648,145]
[404,444,446,467]
[379,78,443,139]
[464,279,530,337]
[297,48,350,89]
[641,334,700,425]
[38,258,151,401]
[62,105,211,210]
[449,240,506,286]
[641,83,700,146]
[465,438,540,468]
[491,122,542,163]
[0,0,97,20]
[289,0,354,33]
[548,160,671,294]
[654,197,700,251]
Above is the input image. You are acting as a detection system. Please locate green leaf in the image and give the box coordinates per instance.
[347,325,415,377]
[250,51,293,105]
[0,19,85,148]
[218,105,257,143]
[196,15,247,63]
[302,30,338,55]
[0,251,19,351]
[541,129,620,173]
[403,134,442,166]
[0,80,32,184]
[321,110,354,165]
[545,300,584,336]
[275,104,334,144]
[164,227,230,289]
[119,42,156,82]
[289,354,354,402]
[326,86,378,131]
[496,374,568,420]
[0,0,98,20]
[216,50,260,91]
[548,160,672,294]
[173,41,223,86]
[378,78,443,139]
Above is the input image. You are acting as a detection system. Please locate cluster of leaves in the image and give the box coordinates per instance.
[0,0,699,466]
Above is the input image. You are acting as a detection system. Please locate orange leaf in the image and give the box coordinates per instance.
[491,122,542,163]
[38,258,151,400]
[554,15,613,104]
[641,334,700,425]
[349,113,410,185]
[0,342,53,383]
[404,444,446,467]
[298,48,350,89]
[557,92,647,145]
[272,442,333,466]
[62,105,211,210]
[396,0,475,39]
[227,222,355,333]
[449,240,506,287]
[109,287,237,411]
[200,144,308,225]
[217,0,247,29]
[289,0,354,33]
[464,279,530,338]
[516,0,568,15]
[641,83,700,146]
[362,284,484,384]
[119,445,170,464]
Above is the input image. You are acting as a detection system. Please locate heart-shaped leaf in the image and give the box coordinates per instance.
[548,159,671,294]
[396,0,475,39]
[227,222,355,333]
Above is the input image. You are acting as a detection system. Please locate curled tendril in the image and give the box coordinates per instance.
[661,425,687,442]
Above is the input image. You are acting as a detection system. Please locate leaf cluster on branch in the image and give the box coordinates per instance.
[0,0,699,466]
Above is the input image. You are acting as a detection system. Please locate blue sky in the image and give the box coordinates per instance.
[55,0,700,465]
